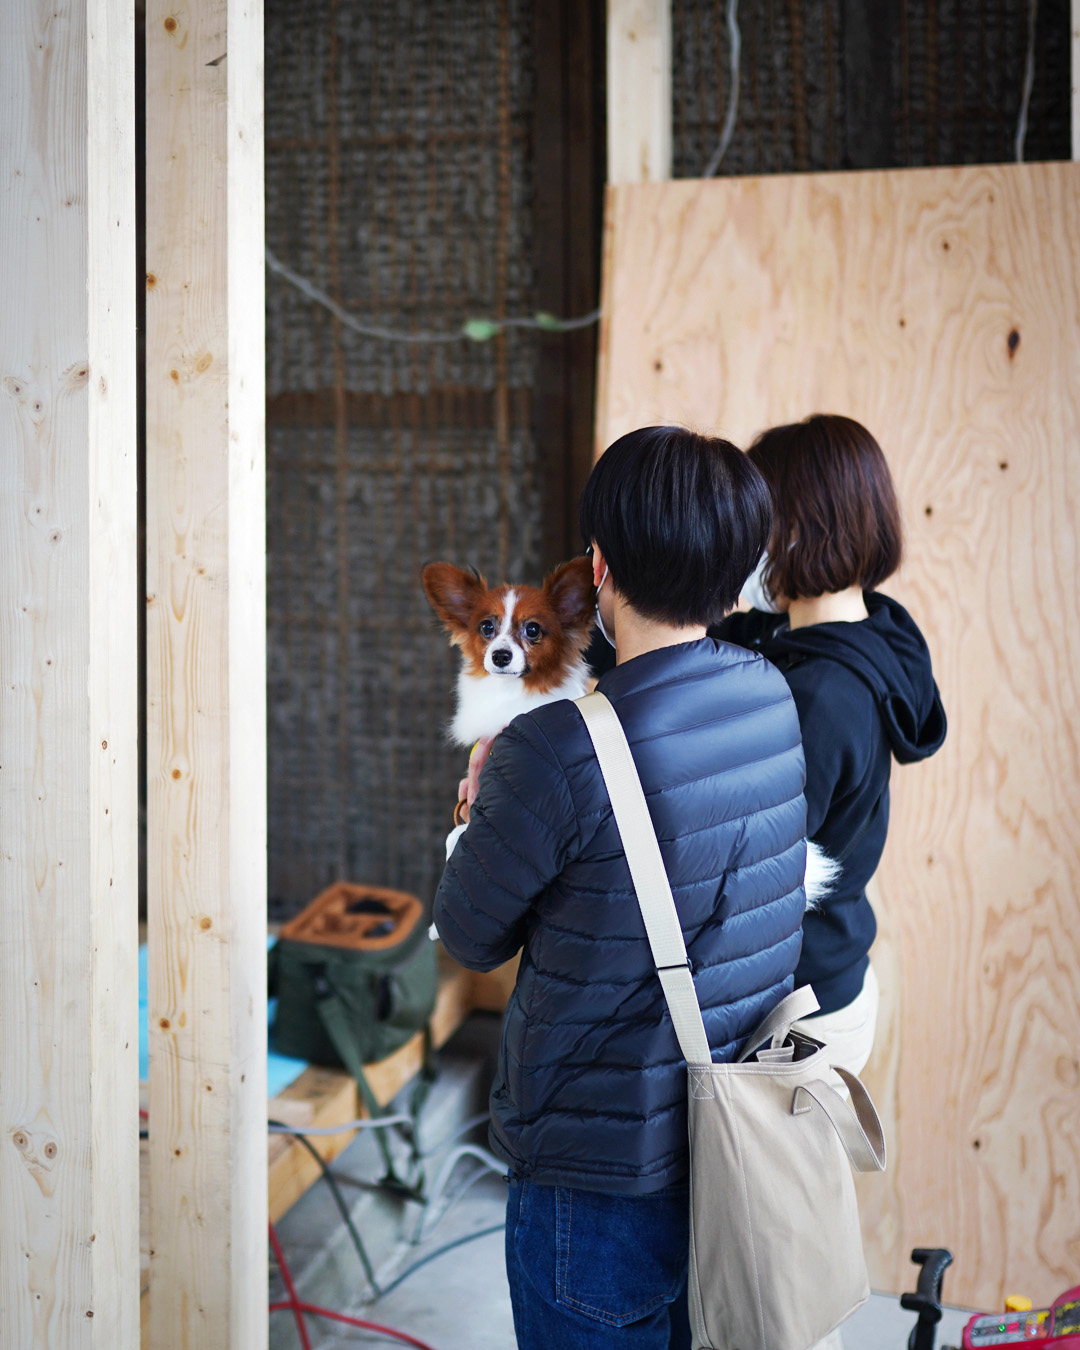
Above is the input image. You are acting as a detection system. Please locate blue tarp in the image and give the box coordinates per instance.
[138,939,308,1099]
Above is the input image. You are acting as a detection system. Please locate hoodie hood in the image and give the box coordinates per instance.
[761,592,946,764]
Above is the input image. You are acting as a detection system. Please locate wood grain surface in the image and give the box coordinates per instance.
[1073,0,1079,160]
[595,163,1080,1308]
[144,0,267,1344]
[0,1,139,1345]
[606,0,672,184]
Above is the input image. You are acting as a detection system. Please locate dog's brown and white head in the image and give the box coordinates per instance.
[421,557,595,695]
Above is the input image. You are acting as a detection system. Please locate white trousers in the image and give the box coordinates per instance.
[792,963,880,1350]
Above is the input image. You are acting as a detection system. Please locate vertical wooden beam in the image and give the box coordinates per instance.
[606,0,671,183]
[144,0,267,1344]
[1072,0,1080,159]
[841,0,898,169]
[534,0,604,566]
[0,1,139,1346]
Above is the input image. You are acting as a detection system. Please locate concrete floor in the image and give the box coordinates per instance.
[270,1015,975,1350]
[274,1168,975,1350]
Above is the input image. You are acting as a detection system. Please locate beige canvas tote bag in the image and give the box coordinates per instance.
[576,692,886,1350]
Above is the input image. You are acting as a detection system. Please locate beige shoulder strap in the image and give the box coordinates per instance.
[575,692,712,1066]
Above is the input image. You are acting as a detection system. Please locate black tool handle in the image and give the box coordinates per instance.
[902,1248,954,1350]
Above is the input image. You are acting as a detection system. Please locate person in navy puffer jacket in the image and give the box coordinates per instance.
[433,426,811,1350]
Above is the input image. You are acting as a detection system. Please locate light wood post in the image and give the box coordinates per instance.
[1073,0,1080,159]
[0,1,139,1345]
[606,0,672,184]
[144,0,267,1344]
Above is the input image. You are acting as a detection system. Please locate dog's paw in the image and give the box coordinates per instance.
[804,840,841,910]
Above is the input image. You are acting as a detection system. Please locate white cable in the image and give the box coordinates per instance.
[411,1164,499,1243]
[267,1113,413,1136]
[409,1143,505,1244]
[265,247,600,343]
[1014,0,1038,163]
[704,0,742,177]
[265,249,462,344]
[418,1111,490,1158]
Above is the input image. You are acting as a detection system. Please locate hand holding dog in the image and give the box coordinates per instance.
[455,735,496,824]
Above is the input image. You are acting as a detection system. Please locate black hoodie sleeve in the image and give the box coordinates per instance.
[782,660,883,843]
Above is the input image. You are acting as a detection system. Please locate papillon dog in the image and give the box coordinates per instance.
[422,555,839,904]
[422,556,596,810]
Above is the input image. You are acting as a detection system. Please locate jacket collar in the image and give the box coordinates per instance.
[595,636,736,700]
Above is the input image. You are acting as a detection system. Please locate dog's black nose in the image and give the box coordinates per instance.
[491,648,513,668]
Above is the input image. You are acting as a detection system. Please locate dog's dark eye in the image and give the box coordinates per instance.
[479,618,497,639]
[523,621,543,642]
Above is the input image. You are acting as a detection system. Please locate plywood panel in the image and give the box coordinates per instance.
[595,164,1080,1308]
[144,0,267,1344]
[0,1,139,1345]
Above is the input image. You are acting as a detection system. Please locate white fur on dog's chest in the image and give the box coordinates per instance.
[449,660,590,746]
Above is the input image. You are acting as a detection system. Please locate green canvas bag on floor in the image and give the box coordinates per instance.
[268,881,438,1074]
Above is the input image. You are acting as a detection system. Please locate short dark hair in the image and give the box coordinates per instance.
[579,426,773,626]
[748,414,903,600]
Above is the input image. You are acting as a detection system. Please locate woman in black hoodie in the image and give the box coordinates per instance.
[711,413,947,1075]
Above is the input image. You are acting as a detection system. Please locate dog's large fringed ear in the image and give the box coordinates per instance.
[421,562,487,634]
[544,556,596,646]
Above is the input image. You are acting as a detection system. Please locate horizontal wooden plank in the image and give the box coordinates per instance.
[267,386,532,430]
[470,958,521,1012]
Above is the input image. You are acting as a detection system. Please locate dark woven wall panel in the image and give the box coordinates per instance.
[265,0,539,915]
[673,0,1072,178]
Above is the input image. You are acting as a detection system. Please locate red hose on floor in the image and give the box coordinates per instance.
[268,1222,313,1350]
[269,1300,439,1350]
[141,1106,437,1350]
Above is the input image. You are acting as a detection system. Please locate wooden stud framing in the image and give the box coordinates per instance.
[534,0,605,566]
[606,0,671,184]
[144,0,267,1345]
[1073,0,1080,160]
[0,1,139,1345]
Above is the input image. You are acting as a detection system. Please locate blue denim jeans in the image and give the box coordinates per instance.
[504,1177,692,1349]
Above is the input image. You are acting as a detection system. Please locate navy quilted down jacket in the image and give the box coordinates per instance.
[433,637,808,1194]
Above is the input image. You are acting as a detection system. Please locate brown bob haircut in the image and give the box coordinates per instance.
[747,414,903,600]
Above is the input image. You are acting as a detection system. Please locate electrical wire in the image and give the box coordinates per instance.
[703,0,742,177]
[1014,0,1038,162]
[376,1223,506,1300]
[411,1163,497,1244]
[416,1111,490,1158]
[269,1301,439,1350]
[334,1112,490,1187]
[410,1144,504,1243]
[269,1120,382,1296]
[266,247,600,345]
[268,1220,314,1350]
[147,1105,485,1344]
[267,1113,414,1136]
[265,1117,502,1339]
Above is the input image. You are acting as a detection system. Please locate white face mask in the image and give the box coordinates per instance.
[740,552,782,614]
[594,566,616,647]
